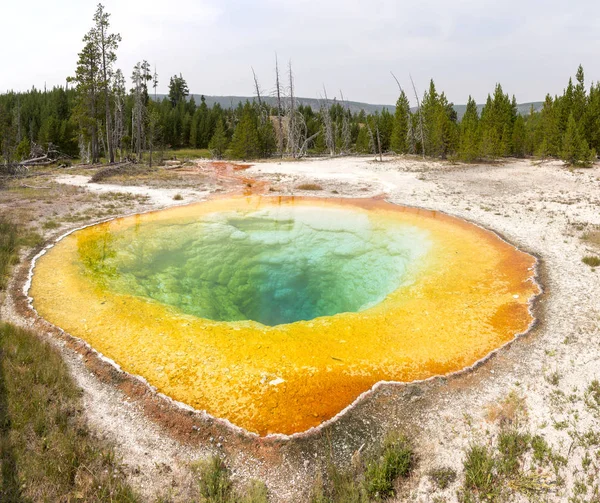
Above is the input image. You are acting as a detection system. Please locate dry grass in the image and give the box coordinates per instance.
[581,229,600,247]
[296,183,323,191]
[486,390,528,428]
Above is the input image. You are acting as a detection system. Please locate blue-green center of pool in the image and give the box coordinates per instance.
[78,206,431,326]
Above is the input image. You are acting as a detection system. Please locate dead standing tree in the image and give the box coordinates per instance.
[131,61,152,161]
[283,62,310,158]
[286,62,298,158]
[339,90,352,155]
[274,55,285,158]
[112,69,126,162]
[320,87,336,157]
[410,74,426,159]
[252,66,269,127]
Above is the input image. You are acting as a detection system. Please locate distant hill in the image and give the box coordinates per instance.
[450,101,544,120]
[155,94,390,115]
[155,94,544,119]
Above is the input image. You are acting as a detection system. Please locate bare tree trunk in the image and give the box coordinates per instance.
[252,67,263,108]
[91,89,98,164]
[410,74,425,159]
[321,87,335,157]
[390,71,402,93]
[288,61,297,158]
[340,90,351,154]
[275,55,284,158]
[376,126,383,161]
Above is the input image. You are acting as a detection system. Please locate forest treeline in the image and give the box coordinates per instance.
[0,4,598,167]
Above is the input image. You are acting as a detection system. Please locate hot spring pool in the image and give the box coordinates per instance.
[30,197,539,436]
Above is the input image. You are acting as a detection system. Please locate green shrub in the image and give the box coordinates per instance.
[196,457,233,503]
[582,256,600,267]
[463,445,497,497]
[194,456,269,503]
[365,435,414,499]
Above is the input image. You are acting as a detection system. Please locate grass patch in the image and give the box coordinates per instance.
[0,323,139,502]
[0,216,138,502]
[42,219,60,230]
[0,221,18,290]
[459,431,565,502]
[429,466,457,489]
[463,445,498,498]
[99,192,149,205]
[311,434,414,502]
[296,183,323,191]
[193,456,268,503]
[582,256,600,267]
[364,435,413,499]
[0,219,43,289]
[581,229,600,247]
[168,148,212,160]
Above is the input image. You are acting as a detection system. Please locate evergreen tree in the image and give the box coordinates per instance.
[573,65,587,121]
[70,39,102,162]
[432,92,458,158]
[538,95,561,157]
[585,82,600,152]
[208,119,228,159]
[91,4,121,163]
[355,124,371,154]
[258,118,277,158]
[390,90,410,153]
[561,113,594,166]
[230,102,260,159]
[511,115,526,157]
[168,74,189,107]
[458,96,480,162]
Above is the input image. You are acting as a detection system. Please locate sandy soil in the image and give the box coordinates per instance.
[3,156,600,502]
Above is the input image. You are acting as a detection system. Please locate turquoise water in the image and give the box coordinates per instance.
[79,206,432,326]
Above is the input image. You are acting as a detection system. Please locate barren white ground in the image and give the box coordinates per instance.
[13,157,600,501]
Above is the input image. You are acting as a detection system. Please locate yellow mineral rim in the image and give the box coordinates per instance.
[30,197,539,436]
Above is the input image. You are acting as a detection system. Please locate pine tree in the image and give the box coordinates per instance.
[479,84,515,159]
[458,96,480,162]
[573,65,587,121]
[230,103,260,159]
[561,113,594,166]
[258,116,277,158]
[91,4,121,164]
[208,119,228,159]
[168,74,189,107]
[355,124,371,153]
[538,95,561,157]
[511,115,526,157]
[390,90,410,153]
[584,82,600,152]
[70,39,101,163]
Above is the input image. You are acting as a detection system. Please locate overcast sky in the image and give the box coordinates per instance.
[2,0,599,106]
